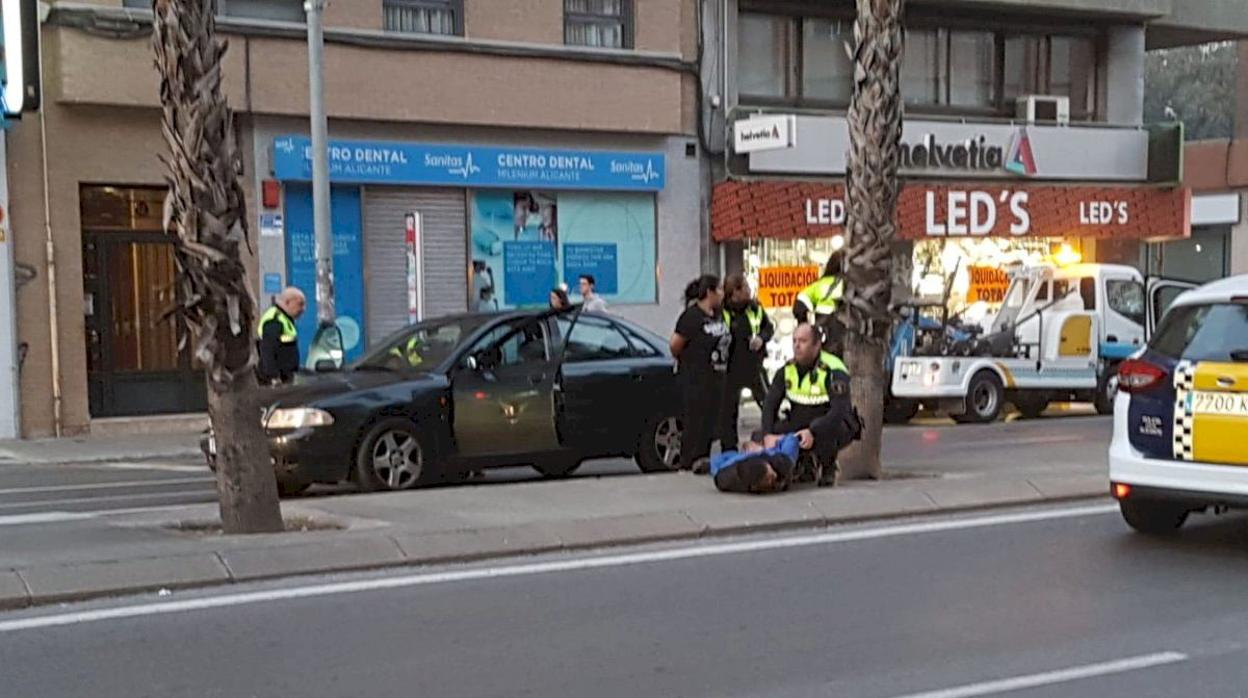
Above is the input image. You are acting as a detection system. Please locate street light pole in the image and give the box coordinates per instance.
[305,0,334,326]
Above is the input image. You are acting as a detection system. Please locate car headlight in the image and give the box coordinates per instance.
[266,407,335,430]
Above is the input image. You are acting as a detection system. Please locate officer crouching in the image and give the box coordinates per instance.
[759,323,862,487]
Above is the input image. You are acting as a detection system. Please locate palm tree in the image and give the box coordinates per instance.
[837,0,905,480]
[153,0,283,533]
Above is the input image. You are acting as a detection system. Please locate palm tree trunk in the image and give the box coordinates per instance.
[838,0,905,480]
[153,0,283,533]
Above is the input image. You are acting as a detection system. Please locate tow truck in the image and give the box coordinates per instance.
[890,263,1193,423]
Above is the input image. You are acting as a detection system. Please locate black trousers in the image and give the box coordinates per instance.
[681,376,723,471]
[719,367,766,451]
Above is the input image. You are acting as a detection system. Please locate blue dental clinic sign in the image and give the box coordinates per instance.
[272,136,665,191]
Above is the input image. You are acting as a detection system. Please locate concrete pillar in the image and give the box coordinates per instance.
[1105,25,1146,125]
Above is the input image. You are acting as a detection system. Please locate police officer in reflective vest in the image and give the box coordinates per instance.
[256,287,306,385]
[760,323,858,487]
[793,251,846,355]
[720,273,774,448]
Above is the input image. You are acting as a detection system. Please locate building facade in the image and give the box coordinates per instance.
[3,0,703,437]
[699,0,1248,360]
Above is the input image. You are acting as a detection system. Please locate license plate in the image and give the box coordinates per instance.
[1188,391,1248,417]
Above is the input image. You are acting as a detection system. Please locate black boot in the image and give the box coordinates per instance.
[818,461,839,488]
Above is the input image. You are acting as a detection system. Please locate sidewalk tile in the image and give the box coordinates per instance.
[392,525,564,562]
[19,554,230,604]
[0,571,30,610]
[218,536,406,581]
[685,499,825,534]
[1026,474,1108,499]
[551,512,705,549]
[809,488,938,522]
[922,478,1045,510]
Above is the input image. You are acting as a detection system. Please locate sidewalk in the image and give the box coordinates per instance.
[0,432,203,465]
[0,460,1109,611]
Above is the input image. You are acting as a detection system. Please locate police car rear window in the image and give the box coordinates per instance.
[1151,303,1248,362]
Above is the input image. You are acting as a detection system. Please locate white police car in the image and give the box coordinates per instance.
[1109,274,1248,534]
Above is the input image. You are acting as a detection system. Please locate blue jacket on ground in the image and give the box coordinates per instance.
[710,434,801,477]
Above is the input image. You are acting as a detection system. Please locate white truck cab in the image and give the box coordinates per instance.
[892,263,1192,423]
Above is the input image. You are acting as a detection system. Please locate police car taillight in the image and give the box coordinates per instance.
[1118,359,1167,394]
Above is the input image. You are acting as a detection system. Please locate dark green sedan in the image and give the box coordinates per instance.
[205,308,683,495]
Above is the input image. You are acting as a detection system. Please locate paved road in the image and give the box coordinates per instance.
[0,411,1111,517]
[2,503,1245,697]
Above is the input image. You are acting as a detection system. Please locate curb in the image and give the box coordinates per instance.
[0,489,1110,612]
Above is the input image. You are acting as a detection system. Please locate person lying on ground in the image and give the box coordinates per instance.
[710,433,799,494]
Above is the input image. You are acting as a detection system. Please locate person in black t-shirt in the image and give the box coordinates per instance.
[670,275,730,474]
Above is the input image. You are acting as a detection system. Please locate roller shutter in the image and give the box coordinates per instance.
[362,186,467,345]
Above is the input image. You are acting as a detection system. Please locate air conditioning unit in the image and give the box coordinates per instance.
[1016,95,1070,124]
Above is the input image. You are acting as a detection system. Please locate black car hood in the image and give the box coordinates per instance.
[265,369,428,407]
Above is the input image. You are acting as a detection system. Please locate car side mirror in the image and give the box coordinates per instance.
[306,323,345,371]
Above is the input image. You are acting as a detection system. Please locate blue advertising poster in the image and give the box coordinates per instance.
[503,241,557,307]
[470,190,656,309]
[284,184,366,362]
[563,243,619,295]
[273,136,665,192]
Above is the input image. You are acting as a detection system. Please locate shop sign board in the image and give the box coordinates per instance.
[747,116,1150,182]
[757,265,821,309]
[734,115,796,154]
[711,180,1191,242]
[967,266,1011,304]
[273,136,665,192]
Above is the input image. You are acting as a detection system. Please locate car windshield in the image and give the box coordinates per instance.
[354,317,491,372]
[1151,302,1248,363]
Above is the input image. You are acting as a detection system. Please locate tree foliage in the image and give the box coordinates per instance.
[1145,42,1237,141]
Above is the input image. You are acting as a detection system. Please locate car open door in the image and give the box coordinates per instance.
[1146,278,1198,339]
[452,316,562,458]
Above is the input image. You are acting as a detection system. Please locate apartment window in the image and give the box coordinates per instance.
[565,0,633,49]
[384,0,462,36]
[801,18,853,103]
[738,13,791,100]
[738,10,1099,118]
[902,29,943,106]
[219,0,304,22]
[1005,34,1097,118]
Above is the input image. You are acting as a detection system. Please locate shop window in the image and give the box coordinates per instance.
[1106,279,1146,326]
[801,18,854,103]
[469,190,657,310]
[556,315,634,362]
[565,0,632,49]
[384,0,462,35]
[738,13,791,99]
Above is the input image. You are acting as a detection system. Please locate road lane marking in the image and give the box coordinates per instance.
[888,652,1189,698]
[0,478,213,497]
[90,462,207,474]
[0,502,1116,633]
[0,490,217,512]
[0,512,98,526]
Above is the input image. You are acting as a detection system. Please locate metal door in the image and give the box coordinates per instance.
[83,232,206,417]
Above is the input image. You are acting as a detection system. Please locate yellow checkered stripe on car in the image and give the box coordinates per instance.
[1173,360,1248,466]
[1172,361,1196,461]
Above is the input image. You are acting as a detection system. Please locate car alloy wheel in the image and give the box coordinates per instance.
[654,417,681,469]
[371,430,423,490]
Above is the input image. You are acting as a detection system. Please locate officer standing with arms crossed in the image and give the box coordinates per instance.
[759,323,860,487]
[793,250,846,355]
[256,287,306,385]
[719,273,774,449]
